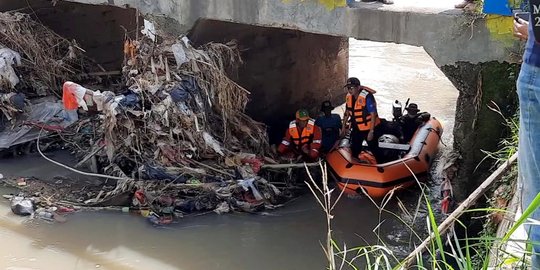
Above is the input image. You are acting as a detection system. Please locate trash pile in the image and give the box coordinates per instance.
[57,35,293,223]
[61,35,275,179]
[0,12,96,97]
[0,27,300,224]
[0,12,98,150]
[103,36,270,170]
[0,11,304,224]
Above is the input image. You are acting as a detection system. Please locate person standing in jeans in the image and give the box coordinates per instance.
[514,15,540,269]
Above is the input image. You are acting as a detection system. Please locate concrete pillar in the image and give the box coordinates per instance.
[441,62,519,201]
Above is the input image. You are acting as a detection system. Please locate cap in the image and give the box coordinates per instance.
[295,109,310,120]
[406,103,419,112]
[320,100,334,111]
[344,77,361,88]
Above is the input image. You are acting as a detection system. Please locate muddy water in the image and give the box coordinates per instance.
[0,39,458,270]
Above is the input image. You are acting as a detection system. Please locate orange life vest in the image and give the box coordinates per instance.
[289,119,316,147]
[346,88,381,131]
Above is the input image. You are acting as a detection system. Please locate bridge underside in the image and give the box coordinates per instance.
[189,20,348,143]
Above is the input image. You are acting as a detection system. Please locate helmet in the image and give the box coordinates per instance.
[378,134,399,144]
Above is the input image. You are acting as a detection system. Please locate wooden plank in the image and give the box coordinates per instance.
[74,145,105,168]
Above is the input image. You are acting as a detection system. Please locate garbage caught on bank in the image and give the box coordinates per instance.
[0,12,298,225]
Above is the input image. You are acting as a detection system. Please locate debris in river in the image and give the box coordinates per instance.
[16,177,26,186]
[10,195,35,216]
[0,15,309,224]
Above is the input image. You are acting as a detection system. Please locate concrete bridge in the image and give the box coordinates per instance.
[69,0,518,67]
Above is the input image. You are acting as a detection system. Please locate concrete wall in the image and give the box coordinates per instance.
[66,0,520,67]
[0,0,138,70]
[442,62,519,200]
[190,20,348,143]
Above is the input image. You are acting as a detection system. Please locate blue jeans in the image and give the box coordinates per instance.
[518,62,540,269]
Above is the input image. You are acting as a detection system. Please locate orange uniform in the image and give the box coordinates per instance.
[278,119,322,160]
[345,87,381,131]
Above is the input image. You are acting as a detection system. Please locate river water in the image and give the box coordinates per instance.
[0,39,458,270]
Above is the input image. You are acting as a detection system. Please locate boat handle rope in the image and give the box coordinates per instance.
[427,127,447,147]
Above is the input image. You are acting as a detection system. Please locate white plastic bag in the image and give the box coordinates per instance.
[0,48,21,88]
[172,43,188,66]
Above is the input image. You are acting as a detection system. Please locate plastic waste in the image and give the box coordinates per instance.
[63,109,79,123]
[238,178,264,201]
[118,92,140,109]
[0,48,21,66]
[10,196,34,216]
[147,212,173,225]
[62,81,90,111]
[35,209,54,220]
[141,19,156,42]
[57,206,75,213]
[172,43,188,66]
[0,48,21,88]
[214,201,230,214]
[139,209,150,217]
[0,92,26,110]
[170,86,189,102]
[141,164,185,181]
[203,132,224,156]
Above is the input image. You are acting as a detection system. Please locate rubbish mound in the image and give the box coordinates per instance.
[64,35,273,182]
[49,35,293,223]
[0,17,302,224]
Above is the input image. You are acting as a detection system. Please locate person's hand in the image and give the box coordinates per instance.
[367,130,374,141]
[514,18,529,41]
[270,144,277,155]
[340,127,347,137]
[301,144,310,154]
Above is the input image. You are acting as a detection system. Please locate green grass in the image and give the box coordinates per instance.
[324,189,539,269]
[476,103,519,171]
[306,103,534,269]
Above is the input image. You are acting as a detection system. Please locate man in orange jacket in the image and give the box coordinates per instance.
[278,109,322,161]
[341,77,383,161]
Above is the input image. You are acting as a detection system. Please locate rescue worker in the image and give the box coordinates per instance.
[399,103,431,143]
[341,77,383,161]
[400,103,420,143]
[315,101,342,154]
[278,109,322,161]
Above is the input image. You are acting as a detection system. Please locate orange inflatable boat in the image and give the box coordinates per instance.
[326,118,443,198]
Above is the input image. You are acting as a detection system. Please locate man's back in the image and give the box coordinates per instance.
[315,114,342,152]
